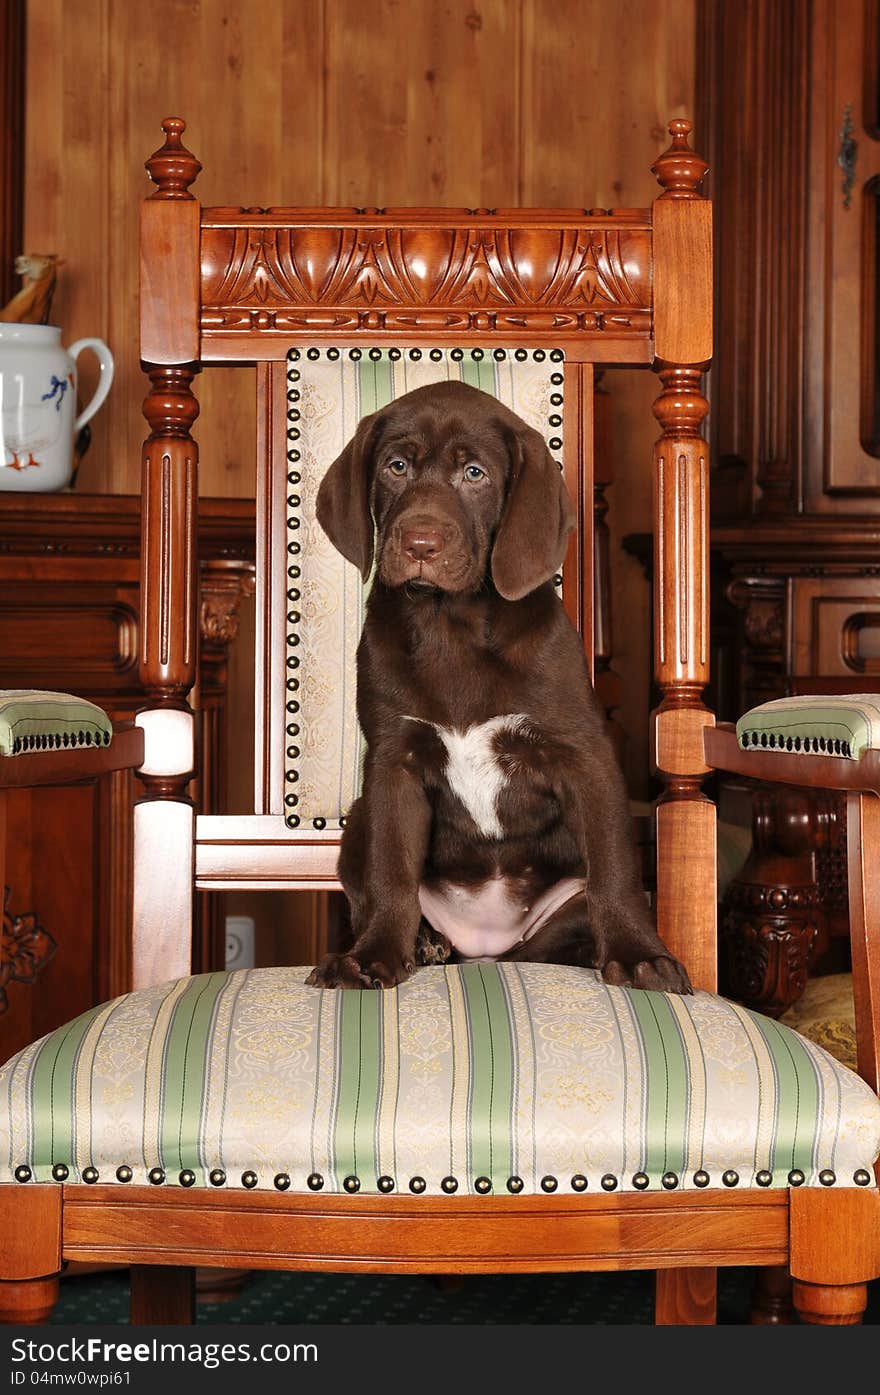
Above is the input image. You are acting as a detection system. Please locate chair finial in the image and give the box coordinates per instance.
[145,117,202,200]
[651,118,709,200]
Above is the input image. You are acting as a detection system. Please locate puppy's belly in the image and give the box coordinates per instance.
[418,875,586,962]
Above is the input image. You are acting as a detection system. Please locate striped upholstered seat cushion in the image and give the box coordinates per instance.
[0,689,112,756]
[736,694,880,759]
[2,963,878,1195]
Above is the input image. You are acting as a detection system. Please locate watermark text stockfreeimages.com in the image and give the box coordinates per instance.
[10,1336,317,1375]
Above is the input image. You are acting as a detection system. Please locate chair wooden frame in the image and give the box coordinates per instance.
[1,116,879,1328]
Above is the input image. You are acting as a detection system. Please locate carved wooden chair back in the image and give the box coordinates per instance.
[7,116,880,1331]
[135,115,716,1001]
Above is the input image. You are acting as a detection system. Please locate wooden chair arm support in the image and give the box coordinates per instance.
[0,723,145,789]
[705,723,880,796]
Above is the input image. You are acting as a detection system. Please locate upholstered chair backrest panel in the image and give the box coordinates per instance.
[283,345,566,829]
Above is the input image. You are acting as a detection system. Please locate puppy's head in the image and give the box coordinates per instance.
[316,379,574,601]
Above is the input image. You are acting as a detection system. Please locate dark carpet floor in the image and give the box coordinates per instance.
[48,1269,880,1325]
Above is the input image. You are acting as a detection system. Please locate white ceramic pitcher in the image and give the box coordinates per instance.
[0,323,114,492]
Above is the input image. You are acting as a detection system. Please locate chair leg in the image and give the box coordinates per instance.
[792,1280,867,1325]
[0,1184,62,1323]
[130,1266,196,1324]
[789,1186,880,1326]
[654,1267,717,1324]
[749,1264,794,1324]
[0,1277,59,1324]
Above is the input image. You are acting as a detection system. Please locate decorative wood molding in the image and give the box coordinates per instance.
[697,0,810,516]
[0,493,254,561]
[199,564,257,703]
[200,566,256,650]
[725,574,787,713]
[722,887,820,1019]
[200,215,652,340]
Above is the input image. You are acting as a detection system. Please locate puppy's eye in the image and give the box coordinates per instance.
[464,464,486,483]
[386,458,408,477]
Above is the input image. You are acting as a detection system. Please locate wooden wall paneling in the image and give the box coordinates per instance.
[188,1,280,501]
[280,0,327,203]
[522,0,695,795]
[0,0,25,309]
[521,0,693,208]
[25,0,111,485]
[323,0,522,207]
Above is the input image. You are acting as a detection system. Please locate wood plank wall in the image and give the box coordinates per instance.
[24,0,695,821]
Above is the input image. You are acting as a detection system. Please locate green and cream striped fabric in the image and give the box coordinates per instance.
[285,345,565,831]
[736,694,880,760]
[2,963,878,1194]
[0,689,112,757]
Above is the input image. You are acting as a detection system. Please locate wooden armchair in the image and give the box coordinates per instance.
[1,117,879,1329]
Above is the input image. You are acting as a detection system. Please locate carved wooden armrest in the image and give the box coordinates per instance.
[705,724,880,796]
[0,723,144,789]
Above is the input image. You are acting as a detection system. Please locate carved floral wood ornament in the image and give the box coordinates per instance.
[0,888,56,1015]
[199,217,651,338]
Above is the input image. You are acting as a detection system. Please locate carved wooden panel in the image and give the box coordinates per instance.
[815,0,880,504]
[199,213,653,345]
[0,598,138,683]
[701,0,880,516]
[790,580,880,680]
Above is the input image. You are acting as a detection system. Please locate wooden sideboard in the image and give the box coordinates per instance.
[0,493,255,1062]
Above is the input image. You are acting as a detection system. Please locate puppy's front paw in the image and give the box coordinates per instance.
[306,954,372,989]
[305,946,416,990]
[601,953,693,996]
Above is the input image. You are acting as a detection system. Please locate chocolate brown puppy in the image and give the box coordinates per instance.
[307,379,691,995]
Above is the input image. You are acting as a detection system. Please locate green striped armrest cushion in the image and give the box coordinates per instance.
[735,694,880,759]
[0,690,113,757]
[2,962,878,1194]
[285,345,565,833]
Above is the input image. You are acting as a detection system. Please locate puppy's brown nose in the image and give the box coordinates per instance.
[401,526,445,561]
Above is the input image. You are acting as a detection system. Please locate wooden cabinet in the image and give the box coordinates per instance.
[701,0,880,522]
[806,0,880,509]
[698,0,880,1014]
[0,494,254,1062]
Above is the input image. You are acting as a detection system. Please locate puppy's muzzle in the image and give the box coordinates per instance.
[401,525,445,562]
[380,506,478,591]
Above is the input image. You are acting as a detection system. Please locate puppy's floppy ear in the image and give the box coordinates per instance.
[491,422,576,601]
[315,411,379,579]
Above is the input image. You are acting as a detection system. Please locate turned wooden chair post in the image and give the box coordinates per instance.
[648,121,717,1325]
[132,117,203,1323]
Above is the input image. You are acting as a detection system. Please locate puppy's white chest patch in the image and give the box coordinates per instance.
[410,714,531,839]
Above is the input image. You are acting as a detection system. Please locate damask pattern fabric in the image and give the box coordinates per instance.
[285,346,565,829]
[0,689,112,757]
[2,962,878,1194]
[736,694,880,759]
[781,973,857,1073]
